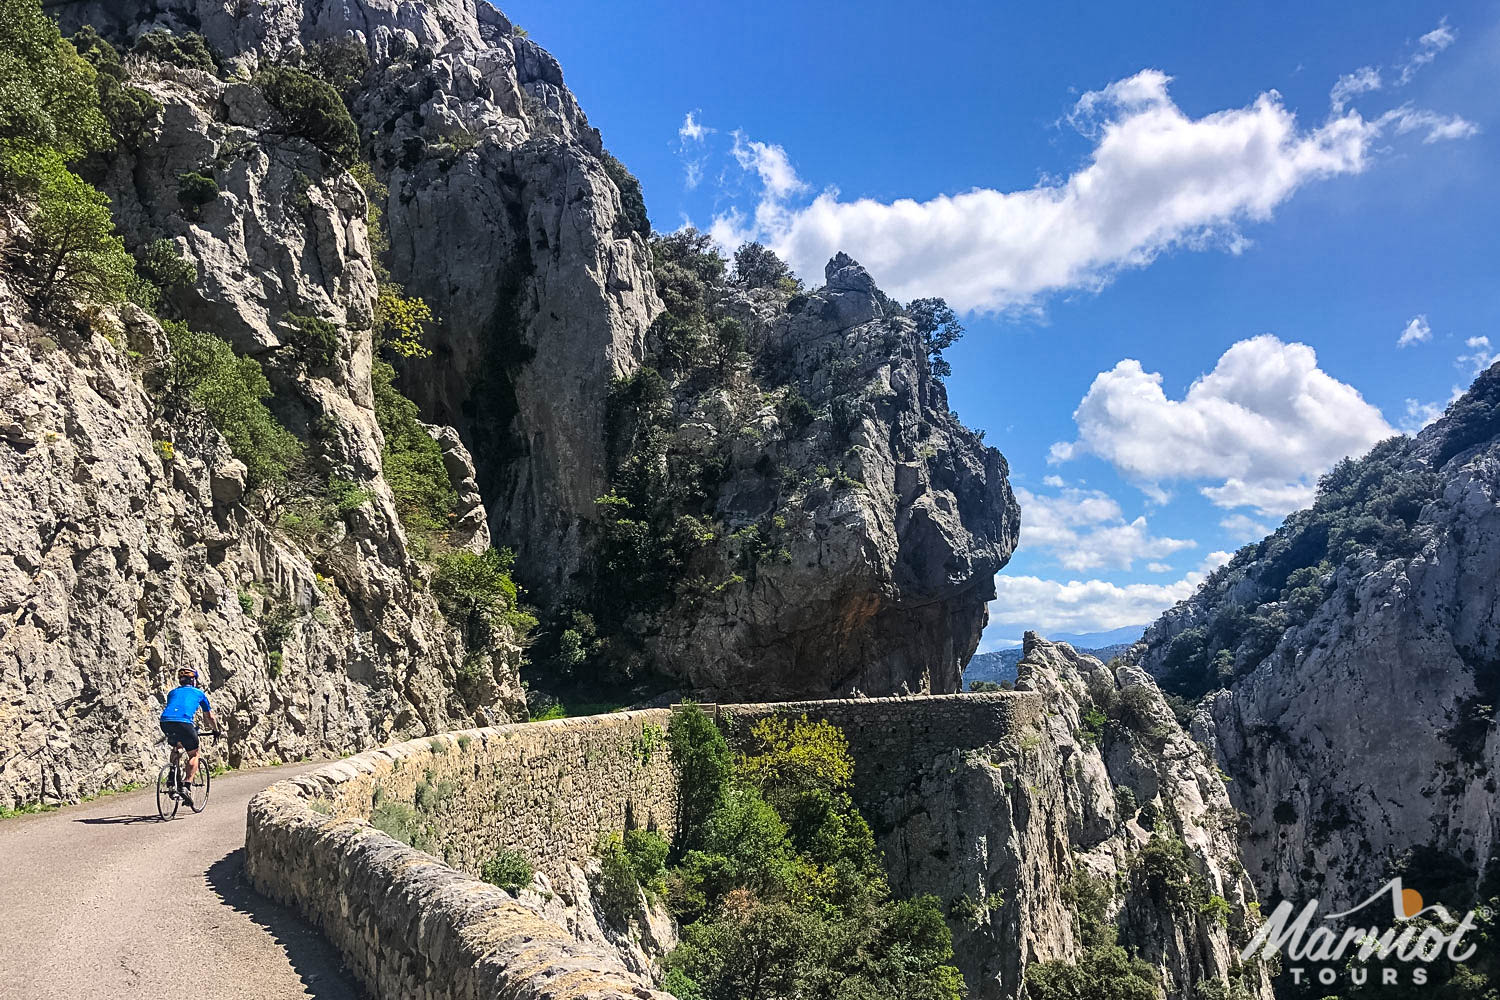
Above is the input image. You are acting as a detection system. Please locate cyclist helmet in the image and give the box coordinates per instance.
[178,667,199,684]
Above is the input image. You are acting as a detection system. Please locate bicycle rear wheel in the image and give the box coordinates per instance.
[156,764,179,820]
[188,761,209,813]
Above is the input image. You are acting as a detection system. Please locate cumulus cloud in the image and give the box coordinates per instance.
[1398,18,1457,85]
[1402,397,1447,432]
[1015,486,1195,572]
[987,552,1231,636]
[696,61,1473,314]
[1398,314,1432,347]
[1330,66,1381,111]
[1050,335,1394,517]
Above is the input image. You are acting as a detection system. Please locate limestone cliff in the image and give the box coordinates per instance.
[51,0,1016,701]
[0,18,526,807]
[1134,361,1500,913]
[872,636,1272,999]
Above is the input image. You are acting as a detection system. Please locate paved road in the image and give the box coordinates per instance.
[0,763,364,1000]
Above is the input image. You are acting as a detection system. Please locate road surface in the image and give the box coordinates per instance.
[0,763,364,1000]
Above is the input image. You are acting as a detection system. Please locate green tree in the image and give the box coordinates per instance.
[733,242,796,290]
[8,150,131,310]
[0,0,110,163]
[600,149,650,237]
[431,547,523,648]
[164,321,304,489]
[255,65,359,165]
[70,26,160,150]
[1024,944,1164,1000]
[907,297,965,379]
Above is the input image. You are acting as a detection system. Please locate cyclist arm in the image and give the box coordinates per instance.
[201,708,219,735]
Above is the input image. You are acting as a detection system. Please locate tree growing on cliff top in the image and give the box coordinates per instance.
[907,297,965,379]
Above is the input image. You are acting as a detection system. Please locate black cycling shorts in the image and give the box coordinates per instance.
[160,720,199,751]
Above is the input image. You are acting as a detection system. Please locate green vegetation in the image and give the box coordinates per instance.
[1156,435,1438,701]
[285,312,341,368]
[1433,359,1500,467]
[176,170,218,210]
[658,707,963,1000]
[1024,944,1163,1000]
[70,27,160,150]
[163,321,303,489]
[371,359,455,531]
[370,798,434,851]
[600,149,650,238]
[298,39,370,104]
[255,65,359,165]
[732,242,798,293]
[132,30,219,74]
[481,848,534,892]
[907,298,964,379]
[594,829,671,921]
[431,547,534,648]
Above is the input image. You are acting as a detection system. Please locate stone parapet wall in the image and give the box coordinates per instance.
[244,694,1038,1000]
[246,712,678,1000]
[719,692,1045,813]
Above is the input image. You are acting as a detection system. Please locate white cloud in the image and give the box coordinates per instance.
[1402,397,1446,432]
[1015,486,1195,572]
[1146,561,1173,573]
[1051,334,1394,517]
[1398,18,1457,85]
[676,111,715,190]
[1220,513,1272,540]
[987,552,1230,636]
[730,130,805,200]
[701,63,1477,314]
[679,111,710,143]
[1459,336,1498,376]
[1378,105,1479,143]
[1398,314,1432,347]
[1330,66,1381,111]
[1041,474,1067,488]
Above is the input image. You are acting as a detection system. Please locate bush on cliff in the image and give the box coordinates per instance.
[255,65,359,166]
[372,359,456,531]
[164,321,304,489]
[659,707,963,1000]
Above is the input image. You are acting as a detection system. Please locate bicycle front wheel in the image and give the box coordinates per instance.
[156,765,179,820]
[188,762,209,813]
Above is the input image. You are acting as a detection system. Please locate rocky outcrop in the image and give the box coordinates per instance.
[615,253,1019,699]
[873,637,1271,999]
[1134,362,1500,912]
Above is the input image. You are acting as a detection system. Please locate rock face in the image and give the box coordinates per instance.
[1133,362,1500,911]
[0,24,526,806]
[635,253,1018,698]
[53,1,1014,700]
[879,636,1272,999]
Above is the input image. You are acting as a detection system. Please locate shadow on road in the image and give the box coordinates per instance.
[74,813,163,825]
[206,849,367,999]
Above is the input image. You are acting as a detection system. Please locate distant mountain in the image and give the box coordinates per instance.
[965,633,1138,689]
[1046,625,1146,648]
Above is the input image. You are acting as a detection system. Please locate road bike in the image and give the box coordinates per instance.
[156,730,216,820]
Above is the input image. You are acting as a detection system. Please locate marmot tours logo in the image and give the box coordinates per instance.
[1242,878,1481,988]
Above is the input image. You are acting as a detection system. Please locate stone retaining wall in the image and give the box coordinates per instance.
[245,693,1039,1000]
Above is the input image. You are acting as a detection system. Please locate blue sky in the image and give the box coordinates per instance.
[502,1,1500,648]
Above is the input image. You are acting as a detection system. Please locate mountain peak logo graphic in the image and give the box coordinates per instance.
[1323,879,1453,924]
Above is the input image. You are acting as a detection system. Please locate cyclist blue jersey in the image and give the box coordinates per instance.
[161,685,211,724]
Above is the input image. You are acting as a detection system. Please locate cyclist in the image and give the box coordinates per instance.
[160,667,219,805]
